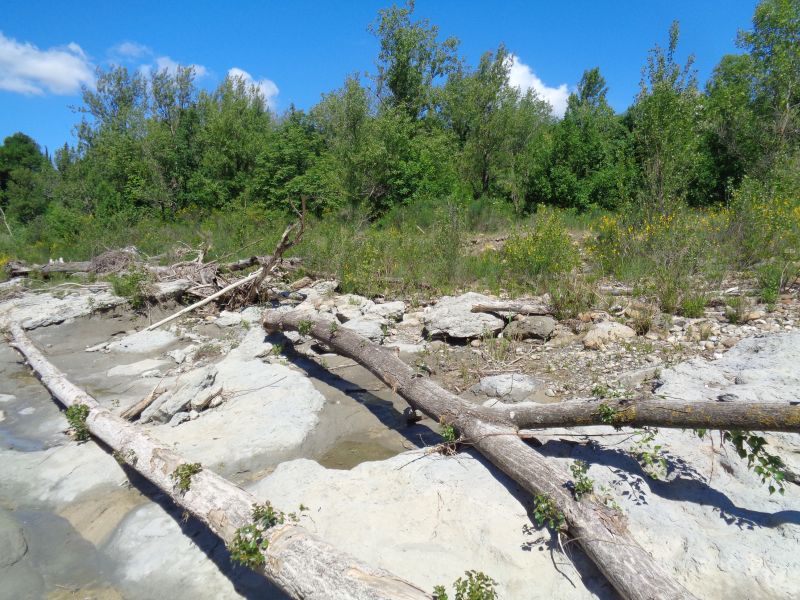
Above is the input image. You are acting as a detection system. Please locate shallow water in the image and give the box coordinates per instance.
[0,306,430,598]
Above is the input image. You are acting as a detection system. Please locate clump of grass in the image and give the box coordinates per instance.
[680,293,707,318]
[548,274,597,320]
[630,304,657,335]
[725,295,749,324]
[194,342,222,362]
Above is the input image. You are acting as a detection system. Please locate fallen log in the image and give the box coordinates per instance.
[262,309,697,600]
[489,395,800,433]
[4,322,428,600]
[471,300,551,316]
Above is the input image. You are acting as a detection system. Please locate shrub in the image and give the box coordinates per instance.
[503,206,579,280]
[108,270,151,310]
[547,274,597,320]
[65,404,91,441]
[680,293,707,318]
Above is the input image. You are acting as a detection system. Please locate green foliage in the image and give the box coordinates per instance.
[722,430,786,494]
[439,417,457,444]
[502,207,579,280]
[297,319,314,336]
[532,493,565,531]
[680,293,708,318]
[108,270,151,310]
[434,571,499,600]
[65,404,91,442]
[569,460,594,500]
[171,462,203,492]
[548,274,597,320]
[631,428,668,480]
[725,295,748,324]
[228,502,298,569]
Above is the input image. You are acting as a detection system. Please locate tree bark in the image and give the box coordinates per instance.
[5,322,428,600]
[487,396,800,433]
[263,310,698,600]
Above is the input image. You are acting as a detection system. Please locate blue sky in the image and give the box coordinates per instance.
[2,0,759,154]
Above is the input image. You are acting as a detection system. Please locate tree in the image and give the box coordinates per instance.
[369,0,460,120]
[548,68,633,210]
[628,22,708,213]
[0,133,53,225]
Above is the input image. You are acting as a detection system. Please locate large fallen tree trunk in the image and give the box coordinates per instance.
[490,395,800,433]
[4,322,427,600]
[263,310,698,600]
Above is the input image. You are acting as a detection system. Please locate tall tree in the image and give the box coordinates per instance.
[369,0,460,120]
[628,22,707,212]
[548,68,633,210]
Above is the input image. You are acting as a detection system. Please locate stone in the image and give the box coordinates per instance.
[0,509,27,567]
[106,330,179,354]
[169,412,190,427]
[616,365,661,389]
[583,321,637,349]
[149,367,217,422]
[189,384,223,411]
[366,300,406,321]
[214,310,242,327]
[466,373,548,404]
[107,358,172,378]
[422,292,504,340]
[0,289,124,330]
[249,454,610,599]
[341,316,387,343]
[503,315,557,341]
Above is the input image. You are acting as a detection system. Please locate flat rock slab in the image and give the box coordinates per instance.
[423,292,504,340]
[250,453,609,599]
[583,321,636,349]
[0,290,124,330]
[106,329,179,354]
[503,316,557,341]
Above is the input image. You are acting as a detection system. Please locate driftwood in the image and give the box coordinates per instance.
[262,309,698,600]
[5,322,428,600]
[471,300,551,315]
[487,395,800,433]
[120,382,165,421]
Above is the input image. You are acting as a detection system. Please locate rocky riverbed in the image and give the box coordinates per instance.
[0,280,797,599]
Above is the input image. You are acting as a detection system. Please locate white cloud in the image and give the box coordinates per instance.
[506,54,570,118]
[155,56,207,78]
[0,31,94,95]
[112,41,151,59]
[227,67,279,109]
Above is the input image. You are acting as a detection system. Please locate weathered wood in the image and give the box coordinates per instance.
[471,300,552,315]
[5,322,428,600]
[120,382,164,421]
[489,395,800,433]
[262,310,697,600]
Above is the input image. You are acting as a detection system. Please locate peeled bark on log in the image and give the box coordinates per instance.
[471,300,551,316]
[263,310,697,600]
[4,322,427,600]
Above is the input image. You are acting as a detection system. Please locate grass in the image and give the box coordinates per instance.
[1,195,797,305]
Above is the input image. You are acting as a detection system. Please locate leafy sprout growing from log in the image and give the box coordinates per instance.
[433,570,498,600]
[172,462,202,492]
[298,319,314,336]
[65,404,91,441]
[569,460,594,500]
[228,501,299,570]
[533,493,565,531]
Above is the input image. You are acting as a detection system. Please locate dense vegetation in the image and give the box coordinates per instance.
[1,0,798,305]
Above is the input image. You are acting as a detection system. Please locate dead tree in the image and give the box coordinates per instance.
[263,310,699,600]
[4,322,427,600]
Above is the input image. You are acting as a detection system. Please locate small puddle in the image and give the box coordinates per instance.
[318,438,399,470]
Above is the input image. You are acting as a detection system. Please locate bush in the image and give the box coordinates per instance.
[548,274,597,319]
[503,206,579,280]
[680,293,707,318]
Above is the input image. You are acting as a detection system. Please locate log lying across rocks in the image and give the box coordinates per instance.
[5,322,428,600]
[470,300,552,315]
[263,309,698,600]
